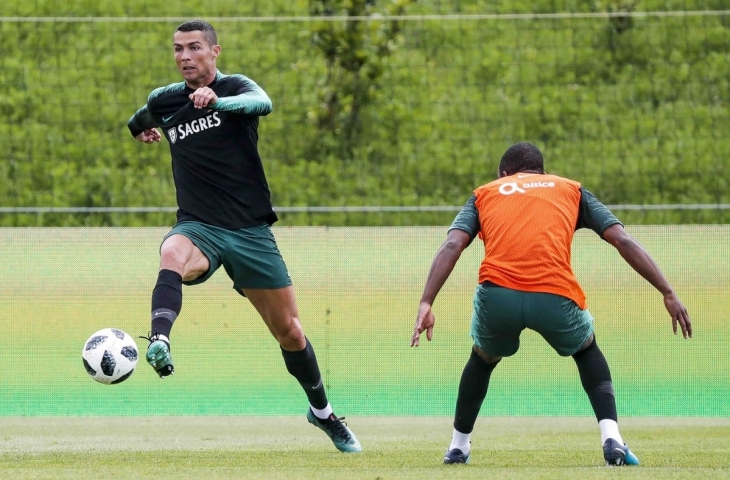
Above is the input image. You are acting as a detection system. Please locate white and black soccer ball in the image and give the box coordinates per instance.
[82,328,138,385]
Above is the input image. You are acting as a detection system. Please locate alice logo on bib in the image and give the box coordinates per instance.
[499,180,555,195]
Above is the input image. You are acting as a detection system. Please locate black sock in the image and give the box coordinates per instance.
[453,349,500,434]
[281,338,328,409]
[572,337,617,422]
[150,269,183,341]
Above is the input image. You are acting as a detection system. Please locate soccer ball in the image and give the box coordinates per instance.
[82,328,139,385]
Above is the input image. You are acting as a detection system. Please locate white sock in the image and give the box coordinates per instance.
[449,428,471,453]
[599,419,624,445]
[311,403,333,419]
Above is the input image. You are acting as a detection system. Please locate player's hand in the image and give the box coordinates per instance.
[411,302,435,347]
[189,87,218,109]
[663,292,692,339]
[135,128,161,144]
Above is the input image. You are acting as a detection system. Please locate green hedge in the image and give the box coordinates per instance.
[1,1,728,225]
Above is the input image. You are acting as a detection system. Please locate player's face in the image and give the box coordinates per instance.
[173,30,220,88]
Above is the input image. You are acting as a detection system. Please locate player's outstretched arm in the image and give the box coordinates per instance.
[602,224,692,338]
[209,75,273,116]
[411,229,472,347]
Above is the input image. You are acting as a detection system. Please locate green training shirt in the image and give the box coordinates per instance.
[128,70,277,229]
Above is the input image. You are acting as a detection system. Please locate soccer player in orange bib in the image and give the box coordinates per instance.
[411,142,691,466]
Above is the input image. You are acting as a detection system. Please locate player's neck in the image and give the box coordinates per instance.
[186,71,217,89]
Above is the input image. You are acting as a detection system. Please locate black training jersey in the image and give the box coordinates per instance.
[127,70,278,229]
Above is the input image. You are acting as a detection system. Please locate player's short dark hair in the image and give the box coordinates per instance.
[176,20,218,47]
[498,142,545,176]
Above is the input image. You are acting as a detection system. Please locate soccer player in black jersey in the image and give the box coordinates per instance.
[127,19,361,453]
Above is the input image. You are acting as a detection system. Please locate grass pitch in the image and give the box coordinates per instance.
[1,226,727,417]
[0,226,728,478]
[1,417,729,479]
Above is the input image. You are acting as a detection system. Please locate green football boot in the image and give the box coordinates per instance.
[444,448,471,464]
[141,334,174,378]
[603,438,640,466]
[306,408,362,453]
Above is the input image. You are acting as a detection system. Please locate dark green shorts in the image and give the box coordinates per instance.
[163,222,292,294]
[470,283,594,357]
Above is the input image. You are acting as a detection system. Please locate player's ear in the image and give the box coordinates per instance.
[212,44,221,58]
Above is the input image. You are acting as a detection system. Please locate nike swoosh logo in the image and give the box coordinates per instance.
[162,115,174,123]
[311,379,323,390]
[154,312,167,316]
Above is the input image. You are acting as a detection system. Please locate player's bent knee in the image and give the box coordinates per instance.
[473,345,502,364]
[159,245,190,268]
[573,334,596,357]
[273,321,306,351]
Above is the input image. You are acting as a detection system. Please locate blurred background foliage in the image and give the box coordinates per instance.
[1,0,728,225]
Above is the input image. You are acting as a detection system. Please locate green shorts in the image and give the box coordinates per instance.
[163,222,292,295]
[470,283,594,357]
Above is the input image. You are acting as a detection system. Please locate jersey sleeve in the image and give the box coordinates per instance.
[211,75,273,116]
[576,187,623,237]
[127,86,170,137]
[127,104,156,137]
[448,195,480,240]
